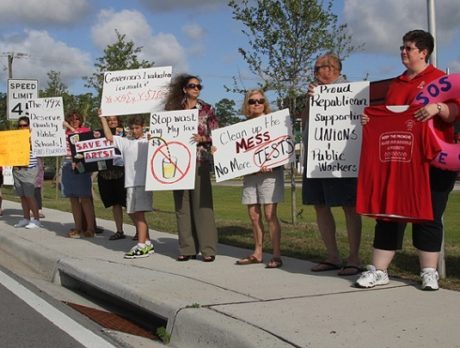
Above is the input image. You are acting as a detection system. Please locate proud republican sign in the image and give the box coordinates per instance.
[212,109,295,182]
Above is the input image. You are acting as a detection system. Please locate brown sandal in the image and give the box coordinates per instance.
[236,255,262,265]
[67,229,81,239]
[109,231,126,240]
[266,257,283,269]
[203,255,216,262]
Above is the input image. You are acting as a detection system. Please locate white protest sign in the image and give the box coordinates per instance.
[74,137,116,163]
[145,109,198,191]
[2,166,13,186]
[212,109,295,182]
[7,79,38,120]
[28,97,67,157]
[100,66,172,116]
[306,81,369,178]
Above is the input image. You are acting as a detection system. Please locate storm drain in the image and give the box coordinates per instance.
[64,302,157,339]
[59,272,168,341]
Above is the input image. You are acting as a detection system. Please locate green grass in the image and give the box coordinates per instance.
[3,179,460,290]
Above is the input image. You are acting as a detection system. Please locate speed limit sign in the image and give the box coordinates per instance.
[7,79,38,120]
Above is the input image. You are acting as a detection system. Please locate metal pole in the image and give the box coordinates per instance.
[427,0,437,67]
[428,0,445,278]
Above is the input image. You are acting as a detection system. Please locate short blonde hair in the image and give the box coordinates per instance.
[240,89,271,117]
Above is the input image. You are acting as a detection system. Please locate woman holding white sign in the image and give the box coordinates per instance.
[235,89,284,269]
[164,74,218,262]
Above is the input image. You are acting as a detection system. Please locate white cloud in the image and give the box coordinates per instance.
[91,9,188,72]
[344,0,460,54]
[0,30,92,89]
[138,0,226,12]
[0,0,89,26]
[182,23,205,40]
[182,23,206,56]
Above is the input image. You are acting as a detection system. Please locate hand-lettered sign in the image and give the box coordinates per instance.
[145,109,198,191]
[28,97,67,157]
[100,66,172,117]
[212,109,295,182]
[412,73,460,171]
[0,130,30,166]
[69,129,122,173]
[306,81,369,178]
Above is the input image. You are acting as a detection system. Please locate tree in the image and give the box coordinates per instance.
[41,70,68,98]
[228,0,360,224]
[215,98,241,126]
[84,30,154,100]
[0,92,8,130]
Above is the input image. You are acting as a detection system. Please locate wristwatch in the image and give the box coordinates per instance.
[436,103,442,113]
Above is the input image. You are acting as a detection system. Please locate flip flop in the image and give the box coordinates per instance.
[338,265,364,276]
[109,231,126,240]
[266,257,283,269]
[235,255,262,265]
[311,261,341,272]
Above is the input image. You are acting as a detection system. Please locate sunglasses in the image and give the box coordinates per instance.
[248,98,265,105]
[314,65,329,72]
[18,123,29,128]
[186,83,203,90]
[400,45,418,52]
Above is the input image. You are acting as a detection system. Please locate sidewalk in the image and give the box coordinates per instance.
[1,200,459,347]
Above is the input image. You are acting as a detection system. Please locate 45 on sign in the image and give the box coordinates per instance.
[11,101,30,118]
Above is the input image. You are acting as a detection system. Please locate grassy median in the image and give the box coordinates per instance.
[3,179,460,290]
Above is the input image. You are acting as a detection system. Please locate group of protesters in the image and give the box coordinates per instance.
[1,29,457,292]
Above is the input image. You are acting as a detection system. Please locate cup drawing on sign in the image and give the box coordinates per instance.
[162,156,177,179]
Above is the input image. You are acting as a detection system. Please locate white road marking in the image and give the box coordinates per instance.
[0,270,115,348]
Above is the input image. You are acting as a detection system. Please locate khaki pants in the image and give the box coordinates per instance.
[173,162,217,257]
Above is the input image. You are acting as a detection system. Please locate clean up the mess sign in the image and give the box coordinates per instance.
[212,109,295,182]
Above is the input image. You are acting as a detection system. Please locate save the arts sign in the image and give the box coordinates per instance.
[306,81,369,178]
[212,109,295,182]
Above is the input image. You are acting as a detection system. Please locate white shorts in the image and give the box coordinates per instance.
[126,186,153,214]
[242,168,284,205]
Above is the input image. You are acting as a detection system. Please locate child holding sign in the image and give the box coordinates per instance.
[101,114,154,259]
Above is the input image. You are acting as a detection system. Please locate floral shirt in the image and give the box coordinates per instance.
[191,99,219,163]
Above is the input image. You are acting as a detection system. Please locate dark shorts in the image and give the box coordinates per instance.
[302,176,357,207]
[97,172,126,208]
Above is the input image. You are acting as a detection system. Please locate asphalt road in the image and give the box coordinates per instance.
[0,266,115,348]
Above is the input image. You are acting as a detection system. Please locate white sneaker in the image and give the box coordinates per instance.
[25,219,42,229]
[355,265,389,288]
[421,268,439,291]
[14,218,30,228]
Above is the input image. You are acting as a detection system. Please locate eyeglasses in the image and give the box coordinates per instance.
[18,123,29,128]
[400,45,418,52]
[314,65,329,72]
[186,83,203,90]
[248,98,265,105]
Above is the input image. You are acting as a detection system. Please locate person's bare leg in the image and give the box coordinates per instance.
[69,197,83,231]
[112,204,124,232]
[264,203,281,258]
[343,206,362,265]
[315,205,341,264]
[247,204,264,261]
[372,248,396,271]
[80,197,96,233]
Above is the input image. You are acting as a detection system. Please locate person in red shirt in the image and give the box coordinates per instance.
[356,30,459,290]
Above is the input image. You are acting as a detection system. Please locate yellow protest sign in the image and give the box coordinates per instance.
[0,129,30,166]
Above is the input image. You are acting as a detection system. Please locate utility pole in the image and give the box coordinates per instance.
[2,52,29,78]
